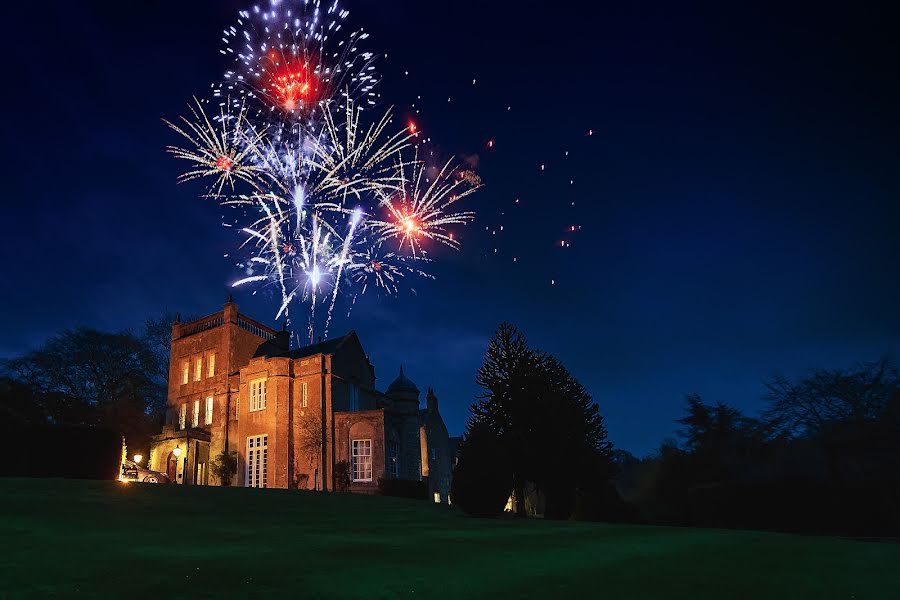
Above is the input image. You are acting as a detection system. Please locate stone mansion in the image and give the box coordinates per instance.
[148,299,453,502]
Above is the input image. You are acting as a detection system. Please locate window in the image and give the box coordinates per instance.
[351,439,372,482]
[192,400,200,427]
[433,492,441,504]
[349,384,359,411]
[207,353,216,378]
[430,448,437,461]
[205,396,213,425]
[179,404,186,430]
[194,357,202,382]
[246,435,268,488]
[387,440,399,479]
[301,382,308,408]
[182,362,189,385]
[250,379,267,412]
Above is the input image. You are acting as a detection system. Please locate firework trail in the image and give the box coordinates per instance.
[166,0,478,343]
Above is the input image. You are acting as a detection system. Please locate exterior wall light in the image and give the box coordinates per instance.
[134,454,143,464]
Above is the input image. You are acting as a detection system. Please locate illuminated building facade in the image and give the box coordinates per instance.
[148,298,452,500]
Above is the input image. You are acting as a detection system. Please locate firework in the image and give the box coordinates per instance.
[370,155,479,256]
[164,99,268,196]
[167,0,478,341]
[348,242,433,296]
[217,0,379,127]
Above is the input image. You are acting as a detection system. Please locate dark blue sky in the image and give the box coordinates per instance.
[2,1,898,455]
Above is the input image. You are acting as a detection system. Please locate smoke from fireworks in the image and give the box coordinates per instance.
[166,0,479,343]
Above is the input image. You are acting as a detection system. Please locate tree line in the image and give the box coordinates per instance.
[453,323,900,535]
[1,314,174,471]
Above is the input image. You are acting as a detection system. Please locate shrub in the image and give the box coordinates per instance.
[377,478,428,500]
[0,423,120,480]
[334,460,351,492]
[450,424,512,517]
[210,451,238,486]
[572,480,635,522]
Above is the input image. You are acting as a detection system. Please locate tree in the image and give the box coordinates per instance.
[471,323,541,516]
[0,376,47,425]
[470,323,615,520]
[450,423,513,517]
[531,354,614,519]
[298,413,324,465]
[763,358,900,485]
[297,412,323,489]
[2,327,162,458]
[676,394,761,484]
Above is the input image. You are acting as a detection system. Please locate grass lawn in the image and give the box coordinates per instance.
[1,478,898,599]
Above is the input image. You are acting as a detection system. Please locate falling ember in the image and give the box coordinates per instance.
[487,139,495,149]
[408,121,418,135]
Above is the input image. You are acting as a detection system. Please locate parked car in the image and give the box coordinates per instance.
[120,460,170,484]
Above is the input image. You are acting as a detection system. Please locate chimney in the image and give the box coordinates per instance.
[273,327,290,352]
[223,294,238,324]
[171,312,183,341]
[426,388,438,412]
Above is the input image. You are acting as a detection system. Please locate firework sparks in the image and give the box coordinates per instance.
[370,155,479,256]
[217,0,379,126]
[164,99,268,196]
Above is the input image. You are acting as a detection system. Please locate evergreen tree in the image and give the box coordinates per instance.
[470,323,615,519]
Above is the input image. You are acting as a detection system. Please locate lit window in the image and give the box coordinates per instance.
[208,353,216,378]
[246,435,268,488]
[182,362,189,385]
[205,396,213,425]
[387,440,399,479]
[351,439,372,482]
[250,379,267,412]
[235,395,239,420]
[179,404,186,430]
[192,400,200,427]
[194,358,202,382]
[301,382,308,408]
[433,492,441,504]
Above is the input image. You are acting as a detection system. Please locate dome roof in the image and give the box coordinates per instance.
[386,366,419,396]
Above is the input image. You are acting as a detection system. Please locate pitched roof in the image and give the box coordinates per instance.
[253,330,360,360]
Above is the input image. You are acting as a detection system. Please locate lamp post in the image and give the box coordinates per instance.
[173,446,183,484]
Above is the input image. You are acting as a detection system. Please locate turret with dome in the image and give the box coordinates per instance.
[385,365,421,404]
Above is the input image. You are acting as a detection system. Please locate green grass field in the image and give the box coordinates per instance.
[1,478,897,599]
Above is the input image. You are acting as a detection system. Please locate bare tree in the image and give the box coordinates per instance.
[764,357,899,483]
[296,412,323,488]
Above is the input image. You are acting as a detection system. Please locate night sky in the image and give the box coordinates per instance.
[2,1,898,455]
